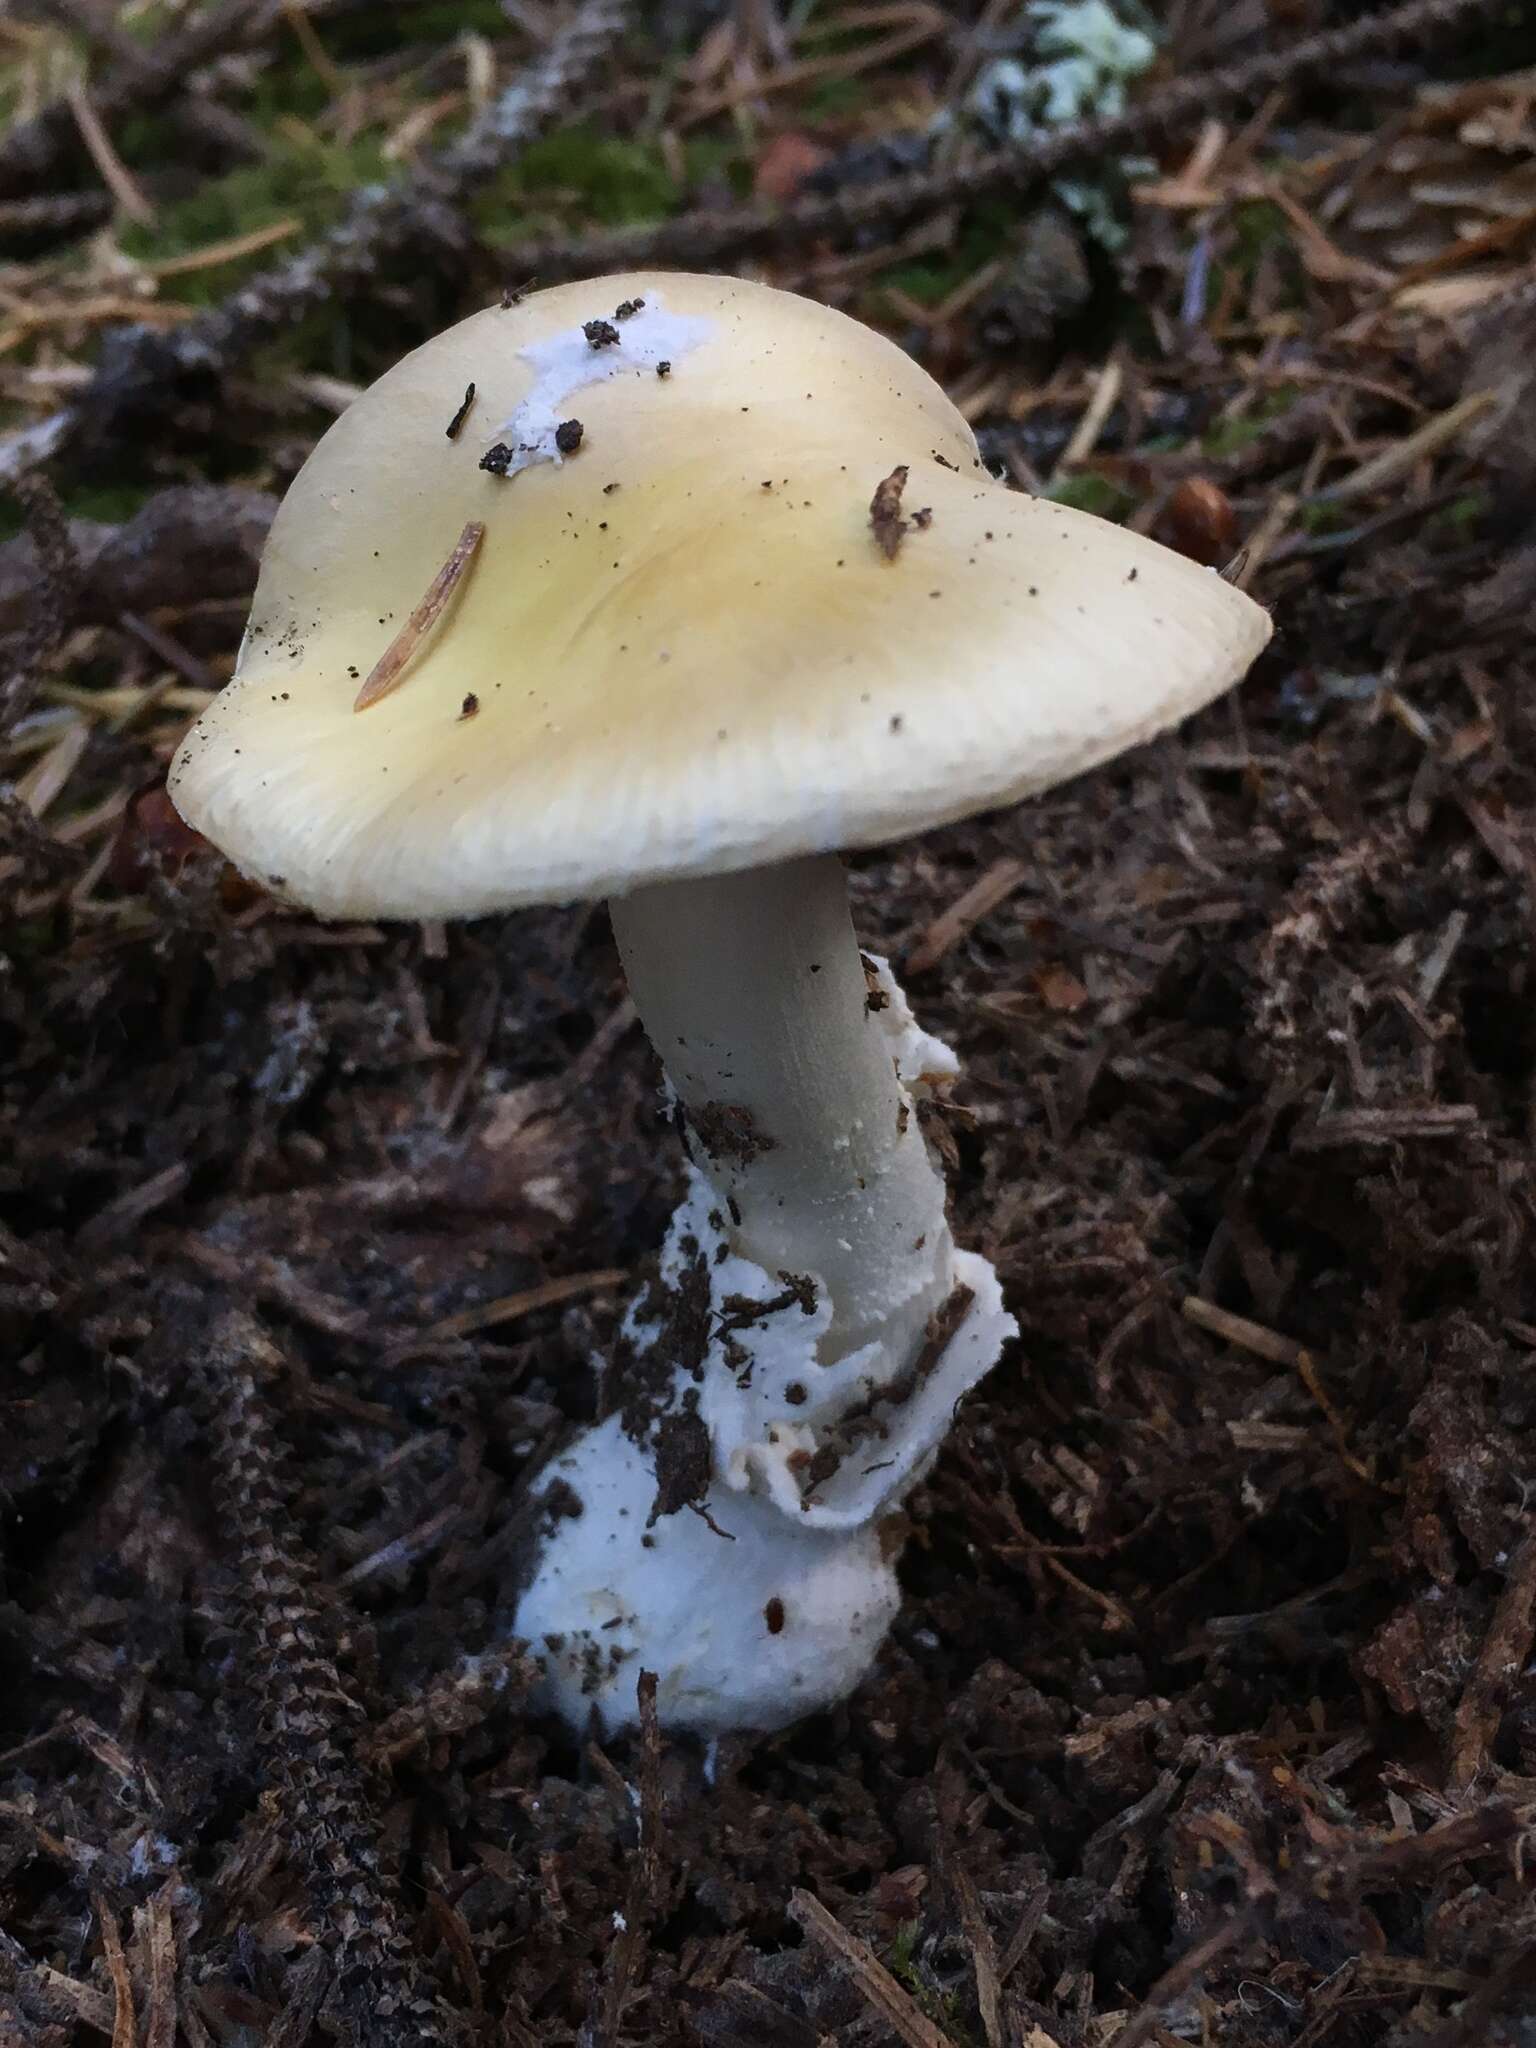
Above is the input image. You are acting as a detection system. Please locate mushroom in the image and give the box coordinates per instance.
[169,273,1271,1733]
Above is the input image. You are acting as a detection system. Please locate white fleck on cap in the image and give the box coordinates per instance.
[170,271,1272,919]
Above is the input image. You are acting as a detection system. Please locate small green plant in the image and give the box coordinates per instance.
[885,1922,978,2046]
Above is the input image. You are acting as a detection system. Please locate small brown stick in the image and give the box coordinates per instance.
[1448,1527,1536,1791]
[1181,1295,1303,1368]
[65,88,155,226]
[92,1895,137,2048]
[912,1282,976,1381]
[139,1886,176,2048]
[1317,389,1499,504]
[1102,1906,1262,2048]
[386,1266,626,1358]
[947,1861,1002,2048]
[592,1671,667,2043]
[1291,1102,1481,1147]
[2,471,79,733]
[788,1890,952,2048]
[118,612,218,693]
[354,521,484,711]
[1182,1296,1377,1485]
[905,856,1028,975]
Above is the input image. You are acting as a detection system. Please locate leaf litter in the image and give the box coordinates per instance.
[4,2,1536,2044]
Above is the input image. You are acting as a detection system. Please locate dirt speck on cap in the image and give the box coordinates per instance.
[870,464,911,561]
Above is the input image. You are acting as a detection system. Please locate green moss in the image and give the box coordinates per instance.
[880,234,1005,310]
[1298,497,1349,535]
[1185,196,1303,322]
[118,132,391,303]
[0,914,65,955]
[877,256,961,307]
[0,480,163,544]
[1045,471,1135,520]
[480,126,741,242]
[875,204,1017,310]
[114,2,183,50]
[68,483,163,524]
[1230,197,1289,273]
[1202,388,1296,457]
[319,0,511,58]
[799,76,872,119]
[1432,489,1488,541]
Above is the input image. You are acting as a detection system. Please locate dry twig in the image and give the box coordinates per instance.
[1448,1527,1536,1790]
[788,1890,952,2048]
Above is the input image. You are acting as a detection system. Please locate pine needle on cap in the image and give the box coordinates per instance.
[354,521,484,711]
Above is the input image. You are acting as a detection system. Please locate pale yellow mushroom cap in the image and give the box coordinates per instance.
[169,272,1271,919]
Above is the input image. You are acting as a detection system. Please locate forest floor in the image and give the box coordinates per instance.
[5,1,1536,2043]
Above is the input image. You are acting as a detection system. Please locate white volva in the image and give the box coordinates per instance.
[514,1417,904,1732]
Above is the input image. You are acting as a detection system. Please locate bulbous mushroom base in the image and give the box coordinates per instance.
[513,1417,903,1733]
[510,1182,1014,1734]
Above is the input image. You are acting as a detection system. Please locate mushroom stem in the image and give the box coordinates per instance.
[609,852,954,1362]
[518,857,1018,1730]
